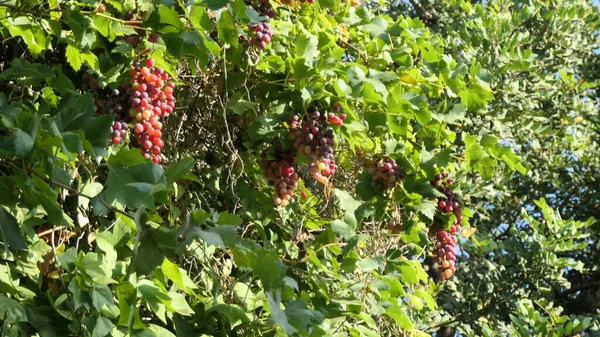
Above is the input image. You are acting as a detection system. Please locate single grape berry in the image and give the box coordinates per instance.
[148,33,160,43]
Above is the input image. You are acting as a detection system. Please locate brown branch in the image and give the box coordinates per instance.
[408,0,435,24]
[37,226,67,237]
[339,39,369,63]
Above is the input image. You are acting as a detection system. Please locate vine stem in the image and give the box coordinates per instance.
[37,226,67,237]
[27,167,133,219]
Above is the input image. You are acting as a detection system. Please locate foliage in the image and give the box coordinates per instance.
[0,0,598,336]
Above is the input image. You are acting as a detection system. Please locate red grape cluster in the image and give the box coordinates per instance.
[248,21,273,50]
[329,103,346,126]
[122,10,147,47]
[110,121,128,144]
[368,157,405,190]
[433,228,457,280]
[244,0,277,18]
[430,172,463,280]
[127,58,176,164]
[259,137,299,207]
[82,75,131,144]
[288,109,344,184]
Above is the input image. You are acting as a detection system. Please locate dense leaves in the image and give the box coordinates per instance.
[0,0,598,336]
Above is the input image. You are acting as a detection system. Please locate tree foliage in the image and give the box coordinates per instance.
[0,0,598,336]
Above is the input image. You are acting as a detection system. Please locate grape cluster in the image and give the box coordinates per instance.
[288,109,344,184]
[328,103,346,126]
[430,172,463,281]
[127,58,176,164]
[433,228,457,281]
[259,137,298,207]
[244,0,277,18]
[248,21,274,50]
[110,121,129,144]
[82,75,131,144]
[123,10,147,47]
[368,157,405,190]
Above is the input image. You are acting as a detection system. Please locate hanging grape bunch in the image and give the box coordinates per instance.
[248,21,274,50]
[288,107,345,184]
[244,0,277,18]
[123,10,147,47]
[127,58,176,164]
[367,157,406,190]
[82,74,130,145]
[259,137,299,207]
[430,172,463,281]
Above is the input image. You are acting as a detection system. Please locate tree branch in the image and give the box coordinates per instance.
[408,0,435,25]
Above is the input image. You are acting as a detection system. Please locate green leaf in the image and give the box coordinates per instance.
[295,30,320,63]
[0,59,54,86]
[330,219,355,240]
[135,231,165,275]
[266,291,297,335]
[433,103,467,124]
[92,317,113,337]
[23,176,63,225]
[217,10,239,48]
[414,199,437,221]
[198,225,240,246]
[5,17,48,57]
[91,285,114,311]
[66,8,97,50]
[459,83,494,110]
[267,291,324,335]
[362,17,390,40]
[0,295,27,323]
[385,304,412,329]
[207,304,249,328]
[165,157,195,184]
[149,324,177,337]
[106,158,166,209]
[156,5,185,34]
[332,189,363,239]
[253,250,286,291]
[359,256,383,272]
[163,31,217,67]
[169,292,195,315]
[161,259,188,292]
[66,44,83,71]
[12,129,35,157]
[218,212,243,226]
[202,0,231,9]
